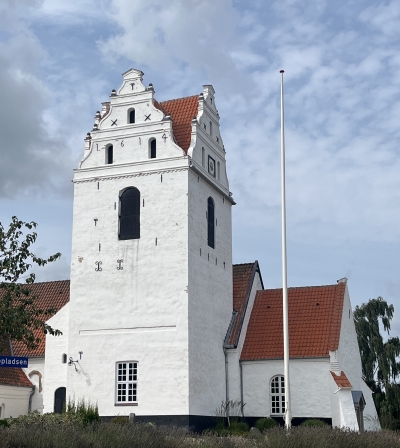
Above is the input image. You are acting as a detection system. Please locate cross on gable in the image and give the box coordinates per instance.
[111,119,117,126]
[145,114,151,121]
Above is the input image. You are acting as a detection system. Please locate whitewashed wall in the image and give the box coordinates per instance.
[69,165,190,416]
[336,284,380,430]
[187,85,234,416]
[241,358,332,418]
[43,303,69,414]
[187,168,232,416]
[0,385,31,418]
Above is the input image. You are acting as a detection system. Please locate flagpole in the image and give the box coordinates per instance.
[280,69,291,430]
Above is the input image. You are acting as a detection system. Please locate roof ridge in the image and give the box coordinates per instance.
[160,94,199,104]
[260,283,341,292]
[21,279,70,285]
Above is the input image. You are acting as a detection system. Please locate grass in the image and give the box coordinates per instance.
[0,418,399,447]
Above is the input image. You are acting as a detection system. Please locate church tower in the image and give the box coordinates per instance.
[67,69,234,426]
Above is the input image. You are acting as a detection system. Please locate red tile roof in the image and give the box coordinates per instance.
[226,262,262,346]
[241,282,346,361]
[159,95,199,152]
[0,339,32,388]
[331,371,352,388]
[0,280,70,358]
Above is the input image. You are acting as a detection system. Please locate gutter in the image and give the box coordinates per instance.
[223,348,229,405]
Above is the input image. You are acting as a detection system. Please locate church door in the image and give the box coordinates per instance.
[54,387,66,414]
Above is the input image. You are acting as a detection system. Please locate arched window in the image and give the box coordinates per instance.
[149,139,156,159]
[62,354,67,364]
[207,197,215,248]
[202,147,205,167]
[54,387,66,414]
[119,187,140,240]
[107,145,113,164]
[270,375,285,415]
[209,121,213,137]
[129,109,135,124]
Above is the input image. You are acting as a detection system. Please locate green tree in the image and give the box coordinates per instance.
[354,297,400,428]
[0,216,62,351]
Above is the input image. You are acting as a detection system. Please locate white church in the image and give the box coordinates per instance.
[0,69,379,431]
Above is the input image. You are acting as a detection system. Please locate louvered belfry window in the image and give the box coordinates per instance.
[207,196,215,248]
[119,187,140,240]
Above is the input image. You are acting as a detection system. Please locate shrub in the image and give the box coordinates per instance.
[254,417,278,431]
[7,410,83,428]
[300,419,329,427]
[0,420,8,427]
[65,397,100,425]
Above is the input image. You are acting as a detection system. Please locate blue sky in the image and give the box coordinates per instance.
[1,0,399,333]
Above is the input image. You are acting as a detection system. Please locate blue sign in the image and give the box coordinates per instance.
[0,356,29,368]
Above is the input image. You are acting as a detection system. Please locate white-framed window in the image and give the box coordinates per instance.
[270,375,285,415]
[116,361,138,404]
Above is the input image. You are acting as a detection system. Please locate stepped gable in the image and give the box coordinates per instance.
[241,282,346,361]
[158,95,199,152]
[3,280,71,357]
[227,262,259,347]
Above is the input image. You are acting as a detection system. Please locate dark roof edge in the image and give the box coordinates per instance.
[231,261,261,348]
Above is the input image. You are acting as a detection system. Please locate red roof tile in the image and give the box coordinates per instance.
[241,282,346,361]
[159,95,199,152]
[331,371,352,388]
[0,339,32,388]
[0,280,70,358]
[226,262,261,346]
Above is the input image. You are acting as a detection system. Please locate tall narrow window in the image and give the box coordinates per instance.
[270,375,285,415]
[202,147,205,167]
[217,161,220,181]
[116,362,138,404]
[119,187,140,240]
[107,145,113,164]
[149,139,156,158]
[129,109,135,124]
[207,197,215,248]
[209,121,213,137]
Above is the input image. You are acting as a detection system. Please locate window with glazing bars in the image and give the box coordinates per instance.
[119,187,140,240]
[116,362,138,403]
[270,375,285,415]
